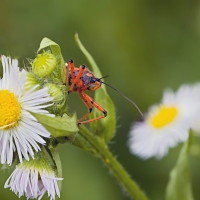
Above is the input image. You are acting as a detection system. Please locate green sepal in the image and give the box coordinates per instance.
[166,130,194,200]
[37,37,66,83]
[49,147,63,193]
[42,145,63,194]
[31,112,79,137]
[74,33,116,143]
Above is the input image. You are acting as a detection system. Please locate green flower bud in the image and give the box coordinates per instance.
[24,72,39,91]
[32,51,57,78]
[44,83,63,102]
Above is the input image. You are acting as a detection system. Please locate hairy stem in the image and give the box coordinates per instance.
[79,125,148,200]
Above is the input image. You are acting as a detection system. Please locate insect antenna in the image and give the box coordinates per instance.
[100,80,143,116]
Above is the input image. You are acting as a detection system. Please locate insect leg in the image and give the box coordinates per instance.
[64,59,75,85]
[78,92,107,125]
[68,65,86,93]
[78,92,93,123]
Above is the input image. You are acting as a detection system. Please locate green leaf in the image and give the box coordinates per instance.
[31,112,79,137]
[74,33,116,143]
[37,37,59,51]
[42,145,63,194]
[37,37,66,83]
[49,147,63,192]
[166,131,194,200]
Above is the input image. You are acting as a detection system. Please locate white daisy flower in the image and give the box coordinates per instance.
[4,157,63,200]
[128,84,200,159]
[0,55,54,165]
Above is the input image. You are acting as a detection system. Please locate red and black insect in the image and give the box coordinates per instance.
[64,59,142,125]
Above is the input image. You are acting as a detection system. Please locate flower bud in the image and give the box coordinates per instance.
[4,156,63,200]
[24,72,39,91]
[32,51,57,78]
[44,83,64,102]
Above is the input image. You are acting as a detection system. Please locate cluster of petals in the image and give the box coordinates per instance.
[0,55,63,200]
[0,56,54,165]
[5,159,63,200]
[129,84,200,159]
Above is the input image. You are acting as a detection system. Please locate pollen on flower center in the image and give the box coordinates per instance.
[149,106,177,128]
[0,90,21,130]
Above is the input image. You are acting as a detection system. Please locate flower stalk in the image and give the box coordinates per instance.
[79,125,148,200]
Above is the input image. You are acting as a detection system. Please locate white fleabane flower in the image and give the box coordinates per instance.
[0,55,54,165]
[128,84,200,159]
[4,157,63,200]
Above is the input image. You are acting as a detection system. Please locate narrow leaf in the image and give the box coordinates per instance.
[74,33,116,143]
[166,131,194,200]
[48,147,63,192]
[41,145,63,195]
[31,113,79,137]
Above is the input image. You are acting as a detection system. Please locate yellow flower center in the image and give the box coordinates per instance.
[0,90,21,130]
[149,106,177,128]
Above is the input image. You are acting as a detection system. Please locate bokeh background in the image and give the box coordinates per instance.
[1,1,200,199]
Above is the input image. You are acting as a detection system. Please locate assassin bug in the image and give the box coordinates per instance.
[64,59,142,125]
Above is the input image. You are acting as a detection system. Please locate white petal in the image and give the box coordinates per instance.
[0,56,54,165]
[128,83,200,159]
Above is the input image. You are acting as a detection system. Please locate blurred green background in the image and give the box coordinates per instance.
[1,0,200,199]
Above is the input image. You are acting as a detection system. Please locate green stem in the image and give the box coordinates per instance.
[79,126,148,200]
